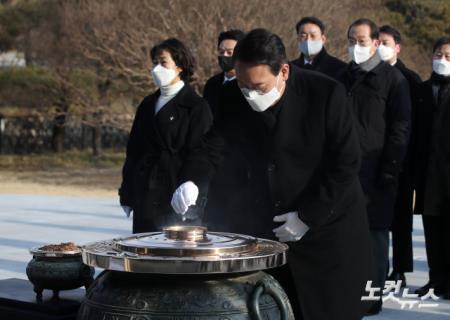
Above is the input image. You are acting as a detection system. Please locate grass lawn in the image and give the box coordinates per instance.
[0,150,125,196]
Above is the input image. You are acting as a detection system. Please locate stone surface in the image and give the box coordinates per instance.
[0,278,85,320]
[0,193,449,319]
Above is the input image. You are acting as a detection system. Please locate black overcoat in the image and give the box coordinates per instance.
[119,84,213,233]
[291,48,347,81]
[202,72,252,232]
[414,76,450,215]
[203,72,224,118]
[187,65,375,320]
[392,60,421,224]
[340,61,412,230]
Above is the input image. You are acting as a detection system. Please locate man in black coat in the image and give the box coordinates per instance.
[291,16,347,81]
[202,29,249,233]
[172,28,374,320]
[203,29,245,117]
[339,19,412,315]
[414,36,450,299]
[378,25,422,286]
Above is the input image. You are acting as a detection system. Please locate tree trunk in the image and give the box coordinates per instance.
[0,116,4,154]
[51,90,70,153]
[51,114,65,153]
[92,124,102,157]
[81,123,88,150]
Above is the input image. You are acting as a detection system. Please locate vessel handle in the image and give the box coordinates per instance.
[249,278,291,320]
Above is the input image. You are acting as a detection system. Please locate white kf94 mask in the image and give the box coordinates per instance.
[298,40,324,57]
[433,58,450,76]
[348,44,372,64]
[151,64,177,87]
[377,44,395,62]
[240,74,282,112]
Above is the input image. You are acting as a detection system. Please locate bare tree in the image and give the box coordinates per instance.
[61,0,363,94]
[4,0,427,155]
[3,0,132,154]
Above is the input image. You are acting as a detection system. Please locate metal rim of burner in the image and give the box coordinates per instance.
[30,247,82,258]
[81,227,288,274]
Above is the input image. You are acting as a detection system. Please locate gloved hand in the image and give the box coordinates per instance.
[273,211,309,242]
[121,205,132,218]
[171,181,199,215]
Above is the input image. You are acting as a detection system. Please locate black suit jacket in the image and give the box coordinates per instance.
[291,48,347,81]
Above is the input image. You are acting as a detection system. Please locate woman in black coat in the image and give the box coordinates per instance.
[119,38,213,233]
[414,36,450,299]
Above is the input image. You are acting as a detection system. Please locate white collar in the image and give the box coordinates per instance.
[160,80,185,97]
[223,75,236,83]
[303,57,313,65]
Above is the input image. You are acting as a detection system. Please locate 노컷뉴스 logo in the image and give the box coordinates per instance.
[362,280,440,309]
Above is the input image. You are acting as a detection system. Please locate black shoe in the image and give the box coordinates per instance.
[387,271,407,287]
[365,300,382,316]
[415,282,445,297]
[442,289,450,300]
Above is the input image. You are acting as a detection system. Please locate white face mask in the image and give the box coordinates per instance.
[240,74,282,112]
[377,44,395,62]
[298,40,323,57]
[433,58,450,76]
[348,44,372,64]
[151,64,177,87]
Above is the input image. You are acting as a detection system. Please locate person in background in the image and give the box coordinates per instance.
[119,38,212,233]
[339,18,411,315]
[414,36,450,300]
[378,25,422,287]
[291,16,346,80]
[202,29,248,233]
[172,28,374,320]
[203,29,245,117]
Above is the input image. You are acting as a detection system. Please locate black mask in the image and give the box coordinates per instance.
[218,56,234,72]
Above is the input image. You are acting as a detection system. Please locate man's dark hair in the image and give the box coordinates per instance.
[217,29,245,48]
[347,18,379,40]
[380,25,402,44]
[233,28,287,75]
[150,38,195,82]
[295,16,325,34]
[433,36,450,53]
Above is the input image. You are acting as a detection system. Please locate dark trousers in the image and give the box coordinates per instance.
[370,230,390,291]
[391,217,413,272]
[390,174,414,273]
[423,215,450,287]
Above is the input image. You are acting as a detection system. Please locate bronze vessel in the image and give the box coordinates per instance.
[26,246,94,300]
[77,226,293,320]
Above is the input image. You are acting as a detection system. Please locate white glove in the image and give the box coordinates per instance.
[121,205,132,218]
[171,181,199,215]
[273,211,309,242]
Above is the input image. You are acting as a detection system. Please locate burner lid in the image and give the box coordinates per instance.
[82,226,288,274]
